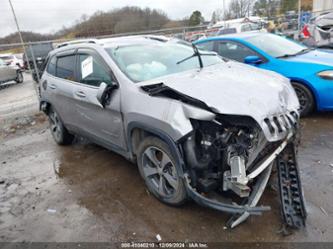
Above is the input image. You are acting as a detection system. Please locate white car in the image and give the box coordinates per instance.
[0,58,23,85]
[0,53,24,69]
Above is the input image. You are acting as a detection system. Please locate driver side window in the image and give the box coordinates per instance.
[78,54,113,87]
[216,41,260,62]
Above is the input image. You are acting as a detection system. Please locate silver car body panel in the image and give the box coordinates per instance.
[0,59,17,83]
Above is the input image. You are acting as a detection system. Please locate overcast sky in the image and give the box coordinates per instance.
[1,0,226,38]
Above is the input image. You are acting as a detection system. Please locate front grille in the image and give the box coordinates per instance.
[263,111,299,138]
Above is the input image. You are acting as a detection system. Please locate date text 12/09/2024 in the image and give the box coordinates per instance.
[120,242,208,248]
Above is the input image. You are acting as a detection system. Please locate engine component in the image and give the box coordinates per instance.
[223,170,250,197]
[229,155,248,185]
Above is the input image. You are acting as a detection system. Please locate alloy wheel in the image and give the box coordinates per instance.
[142,146,179,197]
[49,110,62,142]
[294,87,308,113]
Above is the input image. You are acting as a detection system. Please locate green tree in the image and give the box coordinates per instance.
[189,10,204,26]
[280,0,298,13]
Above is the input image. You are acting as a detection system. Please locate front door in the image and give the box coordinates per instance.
[71,49,126,150]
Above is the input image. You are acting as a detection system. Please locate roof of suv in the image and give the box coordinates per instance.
[54,35,172,51]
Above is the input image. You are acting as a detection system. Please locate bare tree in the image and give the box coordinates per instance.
[226,0,255,19]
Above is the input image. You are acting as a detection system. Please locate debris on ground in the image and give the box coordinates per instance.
[156,234,162,241]
[53,160,61,175]
[320,207,328,216]
[47,209,57,214]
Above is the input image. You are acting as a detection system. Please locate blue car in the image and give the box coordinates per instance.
[195,32,333,116]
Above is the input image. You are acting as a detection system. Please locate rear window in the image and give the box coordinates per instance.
[56,55,76,81]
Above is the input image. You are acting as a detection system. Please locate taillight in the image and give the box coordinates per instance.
[302,25,311,38]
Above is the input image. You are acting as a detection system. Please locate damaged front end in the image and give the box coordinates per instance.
[141,83,306,229]
[180,114,306,229]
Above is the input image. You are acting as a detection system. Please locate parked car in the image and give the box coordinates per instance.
[0,53,24,68]
[23,42,54,82]
[195,32,333,116]
[0,58,23,85]
[40,36,306,229]
[216,22,264,35]
[302,12,333,48]
[211,17,267,35]
[188,33,207,42]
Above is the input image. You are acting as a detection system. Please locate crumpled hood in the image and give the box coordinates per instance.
[282,50,333,67]
[139,61,299,120]
[139,61,300,142]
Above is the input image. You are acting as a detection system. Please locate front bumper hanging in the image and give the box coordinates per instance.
[184,134,306,229]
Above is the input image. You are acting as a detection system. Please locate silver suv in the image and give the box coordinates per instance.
[40,36,306,229]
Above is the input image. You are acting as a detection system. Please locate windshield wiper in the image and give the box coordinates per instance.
[277,47,315,59]
[294,47,315,56]
[176,44,216,69]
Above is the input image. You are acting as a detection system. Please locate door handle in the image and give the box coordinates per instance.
[75,91,86,98]
[49,84,56,89]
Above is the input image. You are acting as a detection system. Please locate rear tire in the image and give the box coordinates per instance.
[48,107,74,145]
[15,71,23,84]
[291,82,314,116]
[137,136,187,206]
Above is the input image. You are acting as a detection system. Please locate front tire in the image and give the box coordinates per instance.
[15,71,23,84]
[137,136,187,206]
[292,82,314,116]
[48,107,74,145]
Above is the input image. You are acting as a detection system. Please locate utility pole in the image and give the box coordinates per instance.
[8,0,32,73]
[298,0,302,32]
[223,0,226,28]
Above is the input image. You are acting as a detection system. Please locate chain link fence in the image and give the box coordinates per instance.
[1,8,332,85]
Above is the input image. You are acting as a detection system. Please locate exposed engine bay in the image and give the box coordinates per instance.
[183,117,265,198]
[180,115,306,229]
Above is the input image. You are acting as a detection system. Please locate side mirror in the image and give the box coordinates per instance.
[96,82,118,108]
[97,82,108,104]
[244,55,263,65]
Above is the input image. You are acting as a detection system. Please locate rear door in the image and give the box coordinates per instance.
[45,50,78,130]
[70,48,126,150]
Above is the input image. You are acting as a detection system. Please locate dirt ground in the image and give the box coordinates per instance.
[0,74,332,242]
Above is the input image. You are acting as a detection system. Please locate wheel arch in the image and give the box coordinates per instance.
[289,77,318,111]
[40,99,51,115]
[127,122,185,176]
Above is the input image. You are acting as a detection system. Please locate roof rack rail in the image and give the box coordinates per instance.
[56,39,100,48]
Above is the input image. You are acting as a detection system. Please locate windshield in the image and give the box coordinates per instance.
[246,33,307,58]
[105,43,222,82]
